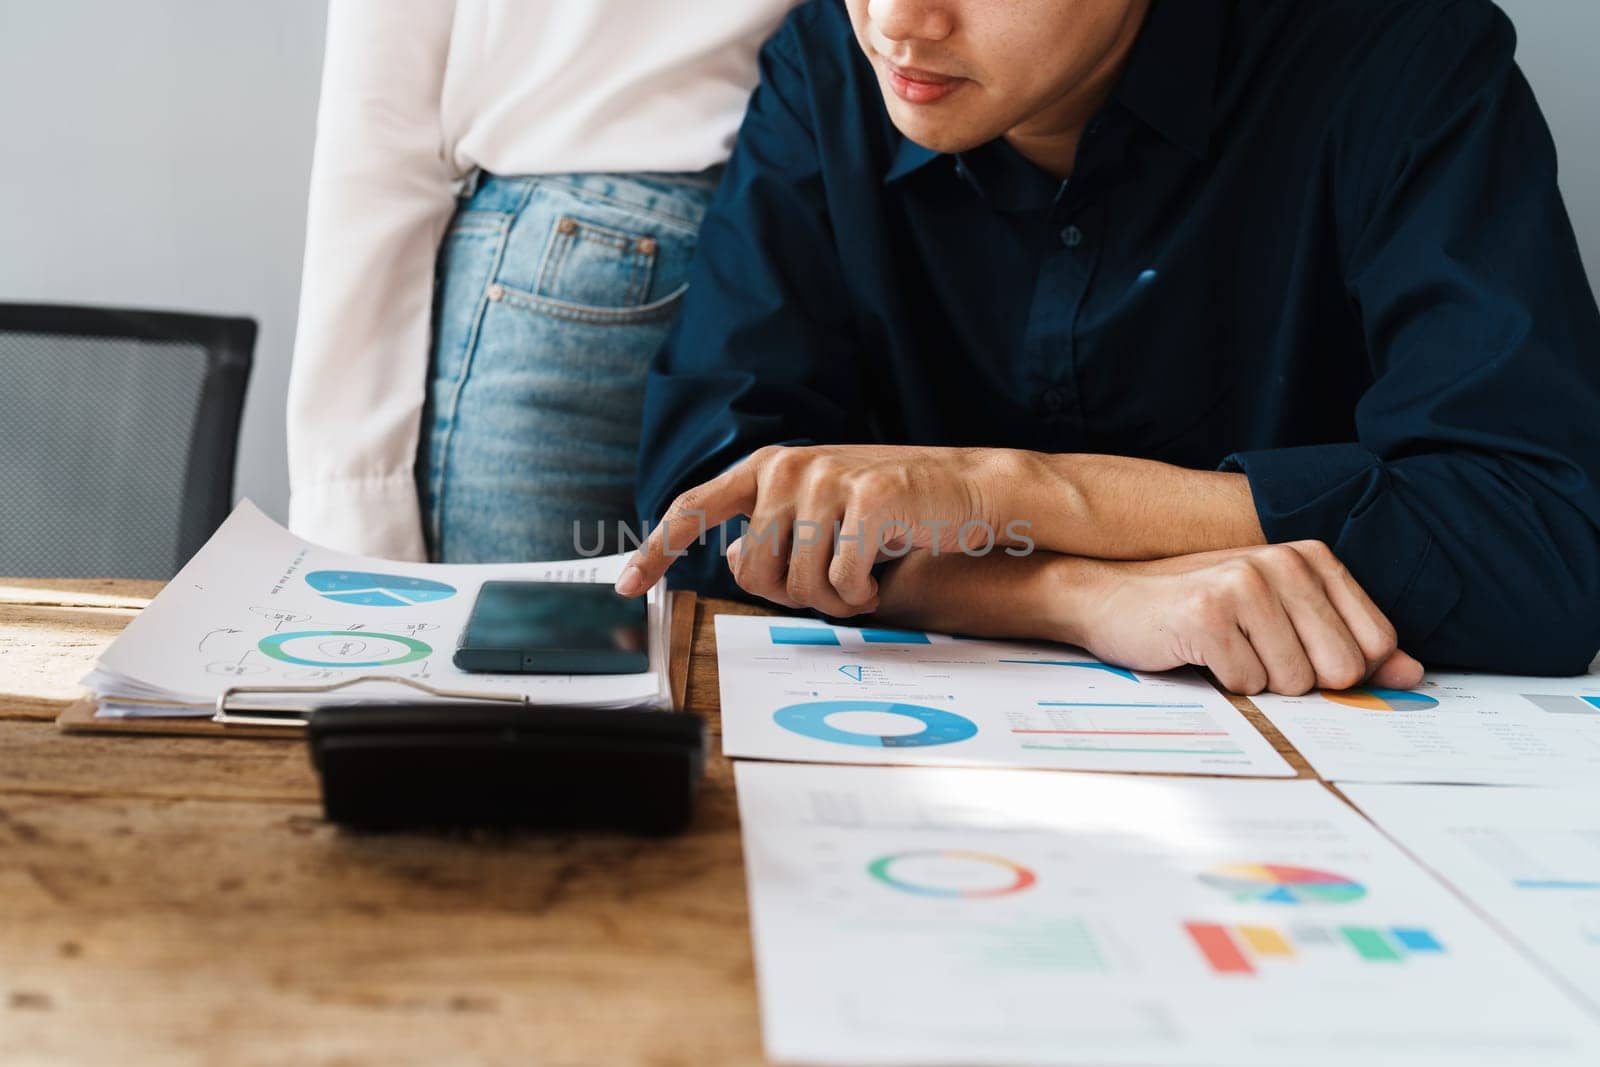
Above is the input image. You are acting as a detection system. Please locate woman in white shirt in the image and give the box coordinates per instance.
[287,0,796,562]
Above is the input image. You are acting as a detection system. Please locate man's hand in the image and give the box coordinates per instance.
[615,444,1020,615]
[871,543,1423,696]
[619,445,1275,612]
[1063,542,1423,694]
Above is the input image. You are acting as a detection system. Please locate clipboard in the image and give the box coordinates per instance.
[56,591,698,740]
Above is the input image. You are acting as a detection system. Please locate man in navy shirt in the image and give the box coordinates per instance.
[616,0,1600,694]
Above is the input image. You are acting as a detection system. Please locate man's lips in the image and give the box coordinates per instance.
[884,60,966,105]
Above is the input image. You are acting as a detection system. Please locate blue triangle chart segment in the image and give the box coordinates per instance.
[1259,886,1301,904]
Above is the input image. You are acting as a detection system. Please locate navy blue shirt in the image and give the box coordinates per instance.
[637,0,1600,674]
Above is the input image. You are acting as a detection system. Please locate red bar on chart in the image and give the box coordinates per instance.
[1185,922,1255,975]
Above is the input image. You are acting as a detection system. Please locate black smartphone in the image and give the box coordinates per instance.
[454,581,650,674]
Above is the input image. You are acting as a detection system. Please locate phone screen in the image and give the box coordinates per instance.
[455,581,650,674]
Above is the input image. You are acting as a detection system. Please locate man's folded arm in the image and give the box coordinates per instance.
[1227,1,1600,674]
[635,23,863,597]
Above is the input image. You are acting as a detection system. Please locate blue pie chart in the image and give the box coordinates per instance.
[305,570,457,608]
[773,700,978,748]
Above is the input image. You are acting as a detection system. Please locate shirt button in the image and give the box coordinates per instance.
[1041,386,1070,414]
[1061,225,1084,249]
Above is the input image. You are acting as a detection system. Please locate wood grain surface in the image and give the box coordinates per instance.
[0,583,1303,1065]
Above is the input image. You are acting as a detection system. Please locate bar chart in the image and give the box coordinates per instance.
[1185,921,1445,975]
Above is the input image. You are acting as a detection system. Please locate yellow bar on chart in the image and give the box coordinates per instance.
[1237,925,1295,956]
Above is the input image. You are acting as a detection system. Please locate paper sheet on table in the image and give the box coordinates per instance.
[1343,782,1600,1013]
[735,763,1600,1066]
[1247,664,1600,784]
[714,614,1291,777]
[84,501,670,716]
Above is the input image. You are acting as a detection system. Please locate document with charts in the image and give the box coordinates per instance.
[1344,782,1600,1013]
[714,614,1291,777]
[1247,665,1600,784]
[82,501,671,716]
[735,764,1600,1066]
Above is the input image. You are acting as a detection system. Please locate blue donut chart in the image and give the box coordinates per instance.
[773,700,978,748]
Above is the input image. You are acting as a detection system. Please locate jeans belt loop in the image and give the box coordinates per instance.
[456,167,486,201]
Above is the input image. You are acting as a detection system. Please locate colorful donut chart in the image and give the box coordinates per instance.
[868,850,1038,899]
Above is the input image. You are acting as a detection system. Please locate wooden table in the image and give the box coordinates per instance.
[0,578,1309,1065]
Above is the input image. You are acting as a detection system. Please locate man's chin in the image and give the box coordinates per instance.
[883,106,994,156]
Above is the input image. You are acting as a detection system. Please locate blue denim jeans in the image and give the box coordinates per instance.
[419,170,717,562]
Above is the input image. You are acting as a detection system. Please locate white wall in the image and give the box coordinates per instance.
[0,0,1595,525]
[0,0,327,523]
[1500,0,1600,295]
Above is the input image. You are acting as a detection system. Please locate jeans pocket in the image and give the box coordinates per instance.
[537,215,656,307]
[492,277,689,326]
[489,182,702,326]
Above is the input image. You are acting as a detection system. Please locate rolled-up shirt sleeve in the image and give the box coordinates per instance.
[1225,2,1600,674]
[635,24,863,596]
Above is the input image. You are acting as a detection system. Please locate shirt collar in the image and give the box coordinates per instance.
[882,137,1059,214]
[883,0,1225,185]
[884,138,941,184]
[957,140,1063,212]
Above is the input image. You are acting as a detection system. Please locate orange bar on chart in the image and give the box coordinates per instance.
[1185,922,1255,975]
[1237,925,1294,956]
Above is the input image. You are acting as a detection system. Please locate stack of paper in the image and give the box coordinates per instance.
[716,612,1600,1063]
[736,764,1600,1066]
[83,501,672,719]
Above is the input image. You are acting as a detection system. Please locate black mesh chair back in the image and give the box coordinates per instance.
[0,304,255,579]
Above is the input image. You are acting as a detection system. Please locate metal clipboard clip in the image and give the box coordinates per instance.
[213,675,530,728]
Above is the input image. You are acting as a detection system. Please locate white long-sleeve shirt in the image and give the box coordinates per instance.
[287,0,796,560]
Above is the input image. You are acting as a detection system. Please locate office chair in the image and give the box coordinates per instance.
[0,303,255,579]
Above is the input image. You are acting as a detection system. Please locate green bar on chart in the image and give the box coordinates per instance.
[1341,926,1402,962]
